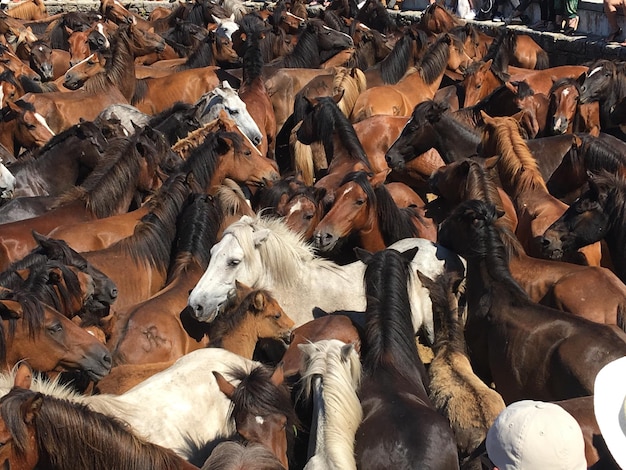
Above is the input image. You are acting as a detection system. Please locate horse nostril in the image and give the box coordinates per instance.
[194,304,203,313]
[110,288,118,299]
[102,353,112,367]
[541,237,551,247]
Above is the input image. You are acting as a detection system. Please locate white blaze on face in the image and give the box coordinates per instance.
[341,186,353,198]
[588,66,603,78]
[255,416,265,425]
[287,199,303,216]
[67,53,96,73]
[96,23,110,49]
[561,88,570,97]
[33,112,55,136]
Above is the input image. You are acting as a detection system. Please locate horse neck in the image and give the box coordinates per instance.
[326,106,370,169]
[434,113,481,162]
[212,313,259,359]
[85,31,136,101]
[278,29,321,68]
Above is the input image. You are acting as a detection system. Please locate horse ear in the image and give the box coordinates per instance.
[252,291,266,311]
[340,343,354,362]
[253,228,270,247]
[239,32,247,42]
[270,362,285,386]
[0,299,22,320]
[401,246,418,263]
[496,209,505,218]
[480,110,495,126]
[483,155,500,170]
[369,170,388,188]
[483,59,493,70]
[332,89,345,104]
[354,246,373,264]
[213,371,236,399]
[222,81,233,90]
[31,230,49,247]
[510,109,525,123]
[576,72,586,88]
[416,269,435,291]
[14,362,33,390]
[504,81,517,94]
[22,393,43,425]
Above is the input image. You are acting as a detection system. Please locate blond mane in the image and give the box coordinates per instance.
[486,116,548,194]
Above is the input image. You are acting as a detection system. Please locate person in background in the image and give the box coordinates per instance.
[485,400,587,470]
[604,0,626,43]
[556,0,579,34]
[594,356,626,469]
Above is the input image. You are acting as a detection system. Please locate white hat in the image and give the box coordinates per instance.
[594,356,626,469]
[486,400,587,470]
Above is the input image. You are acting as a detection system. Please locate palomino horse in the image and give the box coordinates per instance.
[0,380,198,470]
[542,171,626,284]
[437,199,626,402]
[202,442,285,469]
[312,170,437,254]
[0,292,111,380]
[350,33,470,122]
[479,112,601,266]
[354,247,459,469]
[0,125,169,272]
[187,213,466,343]
[214,364,298,469]
[297,339,362,469]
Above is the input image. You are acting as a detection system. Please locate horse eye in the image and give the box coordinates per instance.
[87,60,96,66]
[26,123,36,130]
[48,323,63,333]
[227,259,240,267]
[476,83,482,89]
[356,199,365,205]
[274,313,281,319]
[304,214,313,220]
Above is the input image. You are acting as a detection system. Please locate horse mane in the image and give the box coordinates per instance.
[250,175,303,215]
[18,261,82,315]
[114,173,191,271]
[176,33,216,70]
[297,339,362,469]
[221,0,247,21]
[321,10,346,34]
[482,28,515,72]
[355,0,397,34]
[418,33,459,85]
[304,96,370,168]
[587,170,626,224]
[512,80,534,99]
[184,130,244,189]
[362,248,428,390]
[241,26,264,87]
[0,68,19,89]
[269,19,327,68]
[215,177,256,218]
[171,116,221,159]
[485,116,547,193]
[548,76,580,96]
[577,135,626,175]
[202,441,285,470]
[378,29,425,85]
[0,387,190,470]
[83,25,134,98]
[0,291,48,365]
[53,133,150,218]
[224,214,341,288]
[332,67,367,117]
[225,364,299,457]
[167,192,221,282]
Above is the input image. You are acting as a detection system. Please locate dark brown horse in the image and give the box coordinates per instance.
[0,125,169,272]
[437,199,626,403]
[542,171,626,284]
[354,246,459,469]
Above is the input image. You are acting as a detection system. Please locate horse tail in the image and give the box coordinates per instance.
[617,303,626,333]
[535,50,550,70]
[291,122,315,186]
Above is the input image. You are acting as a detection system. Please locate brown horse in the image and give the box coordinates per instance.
[0,291,111,380]
[430,157,626,332]
[0,384,198,470]
[479,112,601,266]
[6,0,47,21]
[313,170,437,253]
[437,199,626,403]
[214,363,298,469]
[0,125,169,272]
[26,39,70,82]
[416,3,462,34]
[547,77,600,136]
[350,33,470,122]
[0,99,55,158]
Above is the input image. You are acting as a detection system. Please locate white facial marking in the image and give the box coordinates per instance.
[0,86,5,108]
[588,66,603,77]
[341,186,353,197]
[286,12,305,21]
[67,53,96,73]
[287,199,303,216]
[255,416,265,425]
[33,112,55,136]
[562,88,570,97]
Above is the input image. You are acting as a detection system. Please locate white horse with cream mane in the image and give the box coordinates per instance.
[187,214,466,342]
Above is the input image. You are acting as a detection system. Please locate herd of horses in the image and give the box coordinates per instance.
[0,0,624,468]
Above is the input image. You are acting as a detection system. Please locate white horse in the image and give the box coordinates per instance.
[0,349,260,466]
[187,214,466,342]
[298,339,362,470]
[195,81,264,148]
[0,158,15,200]
[212,13,241,38]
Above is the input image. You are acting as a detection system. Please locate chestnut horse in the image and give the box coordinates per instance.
[313,170,437,254]
[547,77,600,136]
[0,99,55,158]
[479,112,601,266]
[0,291,112,380]
[437,199,626,403]
[350,33,470,122]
